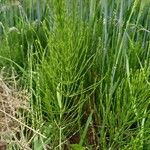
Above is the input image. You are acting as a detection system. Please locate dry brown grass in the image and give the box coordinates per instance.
[0,69,30,149]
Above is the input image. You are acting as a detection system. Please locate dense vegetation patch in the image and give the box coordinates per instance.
[0,0,150,149]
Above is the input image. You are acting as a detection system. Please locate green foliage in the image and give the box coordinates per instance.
[0,0,150,149]
[70,144,85,150]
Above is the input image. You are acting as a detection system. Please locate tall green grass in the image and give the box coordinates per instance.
[0,0,150,149]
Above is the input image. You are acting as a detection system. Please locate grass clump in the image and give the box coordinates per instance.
[0,0,150,149]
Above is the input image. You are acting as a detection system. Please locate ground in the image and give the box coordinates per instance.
[0,70,29,149]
